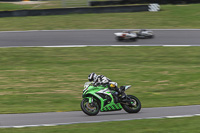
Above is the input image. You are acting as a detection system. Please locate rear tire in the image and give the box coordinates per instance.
[130,38,137,41]
[81,98,100,116]
[116,37,124,41]
[150,35,154,38]
[122,95,141,113]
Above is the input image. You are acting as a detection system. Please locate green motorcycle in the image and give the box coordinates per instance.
[81,82,141,116]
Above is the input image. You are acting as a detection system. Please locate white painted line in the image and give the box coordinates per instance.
[13,126,27,128]
[165,115,194,118]
[43,45,87,47]
[111,45,141,46]
[42,124,57,127]
[151,29,200,31]
[163,45,191,47]
[1,29,200,33]
[38,44,198,47]
[1,44,200,48]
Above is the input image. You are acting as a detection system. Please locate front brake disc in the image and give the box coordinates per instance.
[86,103,96,111]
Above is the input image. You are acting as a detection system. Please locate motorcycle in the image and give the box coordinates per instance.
[81,82,141,116]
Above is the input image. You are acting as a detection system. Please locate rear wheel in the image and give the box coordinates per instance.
[116,37,124,41]
[122,95,141,113]
[130,38,137,41]
[149,35,154,38]
[81,98,100,116]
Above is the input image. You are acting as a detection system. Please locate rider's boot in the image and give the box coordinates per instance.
[112,92,119,103]
[118,86,127,101]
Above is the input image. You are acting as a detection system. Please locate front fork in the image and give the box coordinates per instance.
[121,95,136,107]
[86,96,97,108]
[88,96,93,103]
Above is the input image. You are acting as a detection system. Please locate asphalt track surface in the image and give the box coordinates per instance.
[0,105,200,128]
[0,29,200,47]
[0,29,200,128]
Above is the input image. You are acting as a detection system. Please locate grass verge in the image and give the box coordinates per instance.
[0,116,200,132]
[0,4,200,31]
[0,3,32,11]
[0,47,200,114]
[0,0,113,11]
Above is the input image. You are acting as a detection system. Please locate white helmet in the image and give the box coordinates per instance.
[88,72,97,82]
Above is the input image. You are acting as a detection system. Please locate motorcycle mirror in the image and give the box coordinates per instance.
[125,85,131,90]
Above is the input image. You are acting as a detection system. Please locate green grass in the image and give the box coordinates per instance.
[0,4,200,31]
[0,0,120,11]
[0,3,32,11]
[0,1,82,11]
[0,47,200,114]
[0,116,200,132]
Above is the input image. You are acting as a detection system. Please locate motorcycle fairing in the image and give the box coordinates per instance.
[82,85,122,112]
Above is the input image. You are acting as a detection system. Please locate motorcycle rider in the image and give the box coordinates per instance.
[88,72,122,102]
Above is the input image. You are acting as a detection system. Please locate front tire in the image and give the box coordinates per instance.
[122,95,141,113]
[81,98,100,116]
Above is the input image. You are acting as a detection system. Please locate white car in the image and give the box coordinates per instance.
[136,29,154,39]
[114,29,154,41]
[114,31,137,41]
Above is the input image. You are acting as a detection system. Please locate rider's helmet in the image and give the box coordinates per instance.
[88,72,97,82]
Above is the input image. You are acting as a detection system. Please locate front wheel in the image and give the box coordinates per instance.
[122,95,141,113]
[81,98,100,116]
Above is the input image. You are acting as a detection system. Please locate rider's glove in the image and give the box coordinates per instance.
[94,82,101,86]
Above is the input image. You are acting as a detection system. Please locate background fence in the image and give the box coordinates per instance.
[0,5,149,17]
[60,0,121,7]
[0,0,199,11]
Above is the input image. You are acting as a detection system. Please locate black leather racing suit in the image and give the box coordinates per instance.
[93,75,121,93]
